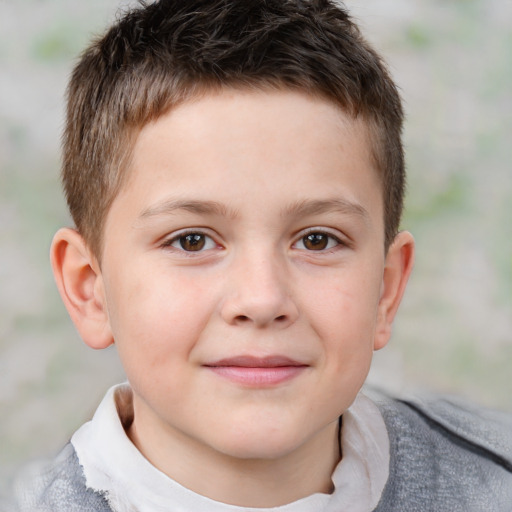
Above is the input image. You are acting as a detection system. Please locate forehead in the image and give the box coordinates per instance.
[114,89,382,227]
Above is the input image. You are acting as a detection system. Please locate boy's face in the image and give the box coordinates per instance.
[68,89,412,471]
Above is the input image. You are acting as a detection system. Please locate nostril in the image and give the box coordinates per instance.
[233,314,288,324]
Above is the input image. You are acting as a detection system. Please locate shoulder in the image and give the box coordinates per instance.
[13,443,112,512]
[370,390,512,512]
[376,391,512,467]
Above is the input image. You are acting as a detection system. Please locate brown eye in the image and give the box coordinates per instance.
[294,231,341,252]
[302,233,329,250]
[178,234,206,251]
[166,231,217,253]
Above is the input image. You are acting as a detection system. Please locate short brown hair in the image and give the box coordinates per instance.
[63,0,405,257]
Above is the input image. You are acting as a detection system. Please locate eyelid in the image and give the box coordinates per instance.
[292,227,348,251]
[160,228,221,251]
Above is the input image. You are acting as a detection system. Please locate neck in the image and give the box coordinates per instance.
[128,400,341,507]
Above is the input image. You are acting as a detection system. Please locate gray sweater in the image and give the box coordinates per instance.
[13,394,512,511]
[373,394,512,511]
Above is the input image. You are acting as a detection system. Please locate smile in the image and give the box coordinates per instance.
[204,356,309,387]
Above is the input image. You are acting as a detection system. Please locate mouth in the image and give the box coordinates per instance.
[203,355,308,387]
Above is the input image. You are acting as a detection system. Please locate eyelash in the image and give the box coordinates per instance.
[293,229,345,252]
[159,228,347,254]
[160,230,219,253]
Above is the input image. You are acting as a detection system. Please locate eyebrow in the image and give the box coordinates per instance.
[283,198,370,221]
[138,197,369,223]
[139,199,238,219]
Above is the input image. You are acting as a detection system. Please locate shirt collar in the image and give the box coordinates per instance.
[72,383,389,512]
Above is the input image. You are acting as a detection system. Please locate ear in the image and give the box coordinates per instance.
[374,231,415,351]
[50,228,114,350]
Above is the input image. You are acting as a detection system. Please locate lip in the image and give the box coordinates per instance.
[203,355,308,387]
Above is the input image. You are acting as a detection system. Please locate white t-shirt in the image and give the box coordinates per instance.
[72,384,389,512]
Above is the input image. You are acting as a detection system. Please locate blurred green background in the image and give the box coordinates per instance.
[1,0,511,491]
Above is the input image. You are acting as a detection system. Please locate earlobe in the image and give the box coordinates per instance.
[374,231,415,351]
[50,228,114,350]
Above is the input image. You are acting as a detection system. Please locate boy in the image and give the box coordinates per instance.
[13,0,512,510]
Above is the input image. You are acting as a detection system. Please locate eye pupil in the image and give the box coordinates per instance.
[303,233,328,250]
[180,234,205,251]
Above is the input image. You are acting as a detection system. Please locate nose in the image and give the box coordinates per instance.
[220,251,299,328]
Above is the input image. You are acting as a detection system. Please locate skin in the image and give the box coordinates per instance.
[51,89,414,507]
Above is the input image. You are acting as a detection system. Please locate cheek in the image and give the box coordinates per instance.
[104,266,215,366]
[303,270,381,338]
[298,265,382,395]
